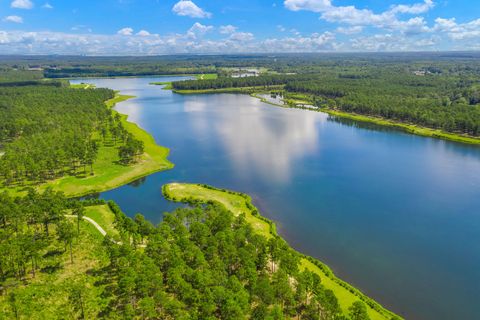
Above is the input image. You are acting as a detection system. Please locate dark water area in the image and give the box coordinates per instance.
[71,77,480,320]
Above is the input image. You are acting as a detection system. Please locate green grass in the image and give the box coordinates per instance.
[196,73,218,80]
[162,183,401,320]
[0,205,111,320]
[84,204,120,239]
[2,94,174,197]
[322,108,480,145]
[163,183,273,238]
[70,83,96,89]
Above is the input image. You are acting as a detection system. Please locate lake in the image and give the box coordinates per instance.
[71,76,480,320]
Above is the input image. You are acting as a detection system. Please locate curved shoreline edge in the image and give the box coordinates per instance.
[1,93,175,198]
[162,182,402,320]
[170,87,480,145]
[62,93,175,197]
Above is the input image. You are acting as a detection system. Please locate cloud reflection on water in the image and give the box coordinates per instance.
[182,94,325,183]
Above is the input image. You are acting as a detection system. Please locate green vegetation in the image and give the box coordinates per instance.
[0,80,173,196]
[0,191,110,319]
[162,183,401,320]
[0,186,400,319]
[150,73,218,89]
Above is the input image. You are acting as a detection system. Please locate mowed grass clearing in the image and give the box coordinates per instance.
[162,182,400,320]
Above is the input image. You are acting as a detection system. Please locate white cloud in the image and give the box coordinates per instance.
[261,32,336,52]
[117,27,134,36]
[389,0,434,14]
[229,32,254,42]
[42,3,53,9]
[136,30,151,37]
[11,0,34,9]
[0,14,479,55]
[434,17,480,40]
[277,25,286,32]
[284,0,435,32]
[337,26,363,34]
[219,25,237,34]
[4,15,23,23]
[284,0,332,12]
[172,1,211,18]
[187,22,213,38]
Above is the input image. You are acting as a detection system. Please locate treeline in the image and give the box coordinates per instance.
[0,84,144,187]
[101,203,377,320]
[285,72,480,136]
[0,86,112,185]
[0,189,82,285]
[0,191,384,319]
[172,74,294,90]
[173,65,480,136]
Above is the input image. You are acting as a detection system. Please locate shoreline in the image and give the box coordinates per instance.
[1,92,174,198]
[170,87,480,145]
[59,93,175,198]
[253,93,480,145]
[162,183,402,320]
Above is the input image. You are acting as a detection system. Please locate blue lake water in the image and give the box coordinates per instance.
[71,77,480,320]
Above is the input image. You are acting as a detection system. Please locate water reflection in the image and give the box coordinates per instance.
[183,95,322,183]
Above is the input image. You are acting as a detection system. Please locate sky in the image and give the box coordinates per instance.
[0,0,479,54]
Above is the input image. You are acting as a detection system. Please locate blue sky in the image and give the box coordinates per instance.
[0,0,479,54]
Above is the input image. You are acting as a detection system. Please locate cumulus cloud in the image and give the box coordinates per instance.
[4,15,23,23]
[229,32,254,42]
[117,27,134,36]
[337,26,363,35]
[42,3,53,9]
[284,0,332,12]
[434,18,480,40]
[0,13,479,55]
[172,1,211,18]
[219,25,237,34]
[136,30,151,37]
[11,0,34,9]
[284,0,435,32]
[187,22,213,38]
[389,0,434,14]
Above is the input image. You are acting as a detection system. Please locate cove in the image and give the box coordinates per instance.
[71,76,480,320]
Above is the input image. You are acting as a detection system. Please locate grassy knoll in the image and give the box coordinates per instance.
[162,183,401,320]
[0,206,111,320]
[4,94,173,197]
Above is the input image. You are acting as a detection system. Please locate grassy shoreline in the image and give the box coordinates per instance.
[2,93,174,197]
[321,108,480,145]
[162,183,402,320]
[50,93,174,197]
[175,86,480,145]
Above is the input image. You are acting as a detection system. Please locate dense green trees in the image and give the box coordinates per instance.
[100,203,369,319]
[172,63,480,136]
[0,82,147,187]
[0,189,376,319]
